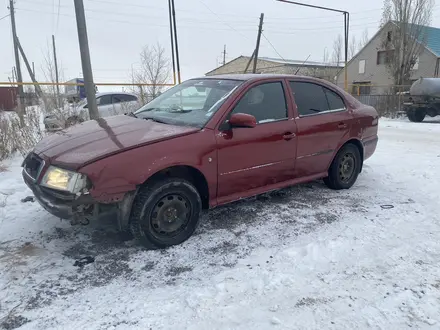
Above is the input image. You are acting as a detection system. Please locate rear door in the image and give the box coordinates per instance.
[216,80,298,203]
[288,80,352,178]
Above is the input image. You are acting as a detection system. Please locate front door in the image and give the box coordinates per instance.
[287,80,353,178]
[216,81,297,204]
[96,94,114,117]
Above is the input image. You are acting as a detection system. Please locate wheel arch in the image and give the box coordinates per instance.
[331,138,364,172]
[140,165,210,210]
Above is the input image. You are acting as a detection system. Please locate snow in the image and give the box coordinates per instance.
[1,117,440,330]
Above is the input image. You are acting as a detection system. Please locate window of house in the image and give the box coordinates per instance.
[377,50,394,65]
[412,57,419,70]
[359,60,366,74]
[351,82,371,95]
[289,81,346,116]
[387,31,392,42]
[231,82,287,123]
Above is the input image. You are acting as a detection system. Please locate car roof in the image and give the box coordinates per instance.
[194,73,326,83]
[95,91,138,98]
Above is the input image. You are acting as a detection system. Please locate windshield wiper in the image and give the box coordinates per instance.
[144,117,168,124]
[126,112,137,118]
[169,108,192,113]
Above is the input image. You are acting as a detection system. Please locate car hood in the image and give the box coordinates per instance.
[34,115,199,169]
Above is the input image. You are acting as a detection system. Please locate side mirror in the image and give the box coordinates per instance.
[229,113,257,128]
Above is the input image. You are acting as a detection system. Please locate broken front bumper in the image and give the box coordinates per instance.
[22,169,137,230]
[22,169,94,220]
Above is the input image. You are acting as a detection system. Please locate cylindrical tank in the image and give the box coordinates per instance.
[410,78,440,98]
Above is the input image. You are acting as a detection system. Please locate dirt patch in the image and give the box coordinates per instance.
[295,297,329,307]
[314,212,339,224]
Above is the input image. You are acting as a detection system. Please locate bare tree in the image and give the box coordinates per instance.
[381,0,434,87]
[41,44,64,112]
[332,34,343,66]
[349,35,357,60]
[358,29,369,50]
[133,43,171,104]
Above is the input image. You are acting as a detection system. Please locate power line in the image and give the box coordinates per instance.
[15,7,382,34]
[261,32,285,61]
[197,0,253,42]
[0,13,10,21]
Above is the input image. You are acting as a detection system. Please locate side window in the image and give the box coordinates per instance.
[324,88,346,111]
[117,94,137,102]
[231,82,287,124]
[112,95,122,104]
[97,95,112,106]
[289,81,328,116]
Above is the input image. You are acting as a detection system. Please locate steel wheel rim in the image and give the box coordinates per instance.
[148,193,191,238]
[339,153,356,183]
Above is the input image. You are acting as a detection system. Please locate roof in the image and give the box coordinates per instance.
[197,73,327,82]
[205,55,342,75]
[407,23,440,57]
[259,57,343,68]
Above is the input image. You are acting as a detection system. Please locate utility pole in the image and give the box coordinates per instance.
[32,62,35,77]
[168,0,177,85]
[9,0,25,122]
[16,38,48,107]
[52,35,61,108]
[252,13,264,74]
[170,0,181,84]
[222,44,227,66]
[73,0,99,120]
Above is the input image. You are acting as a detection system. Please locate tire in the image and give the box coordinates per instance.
[324,143,362,190]
[407,109,426,122]
[65,116,84,128]
[130,178,202,249]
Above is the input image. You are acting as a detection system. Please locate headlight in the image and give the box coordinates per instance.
[41,166,88,194]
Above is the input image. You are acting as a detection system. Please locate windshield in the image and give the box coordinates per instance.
[134,79,242,128]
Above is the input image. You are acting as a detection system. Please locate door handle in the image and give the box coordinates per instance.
[283,132,296,140]
[337,122,347,129]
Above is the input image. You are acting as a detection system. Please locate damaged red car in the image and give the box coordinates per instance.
[22,74,379,248]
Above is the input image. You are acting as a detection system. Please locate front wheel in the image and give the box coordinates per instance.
[65,116,84,128]
[130,178,202,249]
[324,144,362,190]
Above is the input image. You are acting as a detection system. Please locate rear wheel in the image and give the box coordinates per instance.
[324,144,362,190]
[407,109,426,122]
[130,178,202,249]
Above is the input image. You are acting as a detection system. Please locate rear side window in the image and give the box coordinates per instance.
[117,94,138,102]
[231,82,287,124]
[289,81,345,116]
[289,82,327,116]
[324,88,345,110]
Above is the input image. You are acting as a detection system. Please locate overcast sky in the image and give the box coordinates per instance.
[1,0,439,90]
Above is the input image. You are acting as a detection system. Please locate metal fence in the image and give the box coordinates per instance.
[353,94,406,117]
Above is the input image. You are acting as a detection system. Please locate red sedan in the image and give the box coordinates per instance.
[22,74,379,248]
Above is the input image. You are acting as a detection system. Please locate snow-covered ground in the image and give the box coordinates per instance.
[1,118,440,330]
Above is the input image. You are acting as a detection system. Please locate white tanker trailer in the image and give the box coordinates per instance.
[404,77,440,122]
